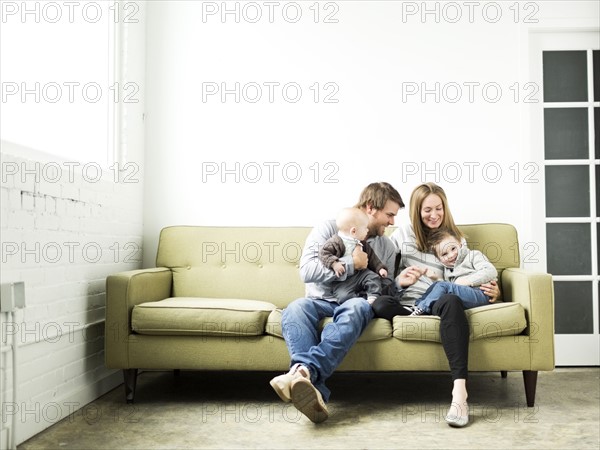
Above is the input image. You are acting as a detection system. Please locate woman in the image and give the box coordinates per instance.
[372,182,499,428]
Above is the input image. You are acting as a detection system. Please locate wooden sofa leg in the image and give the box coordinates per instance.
[123,369,138,404]
[522,370,538,407]
[500,371,507,378]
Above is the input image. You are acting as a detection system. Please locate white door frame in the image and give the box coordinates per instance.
[528,30,600,366]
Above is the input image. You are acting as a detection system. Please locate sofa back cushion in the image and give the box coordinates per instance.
[157,226,311,308]
[457,223,520,279]
[156,223,519,308]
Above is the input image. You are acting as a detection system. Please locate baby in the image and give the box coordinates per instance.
[411,227,498,315]
[319,207,388,303]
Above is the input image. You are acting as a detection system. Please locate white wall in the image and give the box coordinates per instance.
[0,144,144,446]
[143,0,599,268]
[0,2,146,446]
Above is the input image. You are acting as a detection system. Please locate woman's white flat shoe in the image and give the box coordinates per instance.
[445,403,469,427]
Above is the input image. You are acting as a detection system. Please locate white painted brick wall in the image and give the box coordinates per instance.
[1,150,143,445]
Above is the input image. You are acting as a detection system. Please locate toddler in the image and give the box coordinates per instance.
[411,227,498,315]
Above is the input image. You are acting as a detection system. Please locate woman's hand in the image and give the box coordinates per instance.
[480,280,501,303]
[396,266,426,288]
[424,268,440,281]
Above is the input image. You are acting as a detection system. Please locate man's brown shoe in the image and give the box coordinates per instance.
[290,377,329,423]
[269,364,310,403]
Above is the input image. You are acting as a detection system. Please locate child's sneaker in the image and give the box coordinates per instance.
[410,307,426,316]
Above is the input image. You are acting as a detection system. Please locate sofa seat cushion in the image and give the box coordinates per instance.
[392,302,527,343]
[131,297,277,336]
[266,309,392,342]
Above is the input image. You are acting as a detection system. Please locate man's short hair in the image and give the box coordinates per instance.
[355,182,404,210]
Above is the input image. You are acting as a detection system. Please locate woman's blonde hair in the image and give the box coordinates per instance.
[409,182,463,252]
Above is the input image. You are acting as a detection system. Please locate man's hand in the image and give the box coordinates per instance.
[480,280,500,303]
[379,268,388,278]
[352,245,368,271]
[396,266,427,288]
[332,261,345,277]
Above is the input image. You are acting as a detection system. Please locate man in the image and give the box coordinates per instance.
[269,182,404,423]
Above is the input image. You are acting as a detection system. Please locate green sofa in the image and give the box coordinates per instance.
[105,224,555,405]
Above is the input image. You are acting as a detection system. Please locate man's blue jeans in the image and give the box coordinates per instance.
[415,280,490,314]
[281,297,374,402]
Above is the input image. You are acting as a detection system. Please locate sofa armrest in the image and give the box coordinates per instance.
[105,267,173,368]
[501,268,555,370]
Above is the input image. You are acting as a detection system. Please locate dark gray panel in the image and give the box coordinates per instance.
[546,223,591,275]
[553,281,593,334]
[597,166,600,218]
[594,107,600,159]
[544,108,589,159]
[545,165,589,217]
[594,50,599,102]
[543,51,588,102]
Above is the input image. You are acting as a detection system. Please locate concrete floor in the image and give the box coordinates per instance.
[19,368,600,449]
